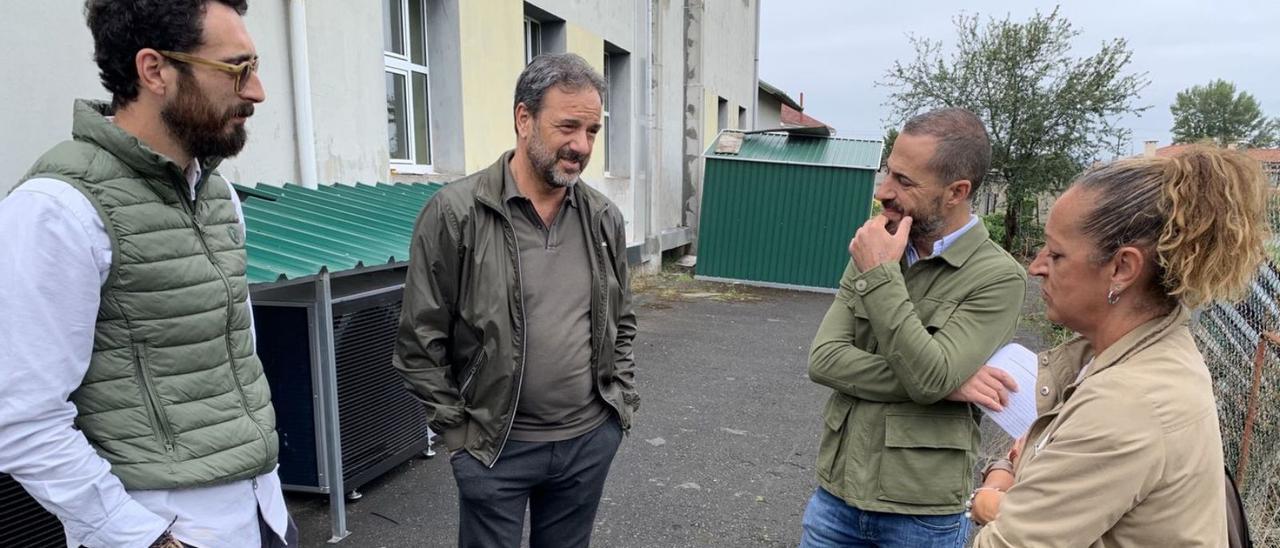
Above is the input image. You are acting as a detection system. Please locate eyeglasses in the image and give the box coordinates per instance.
[158,50,259,93]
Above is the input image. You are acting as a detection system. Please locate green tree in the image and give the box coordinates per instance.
[1170,79,1279,148]
[881,7,1148,252]
[880,127,898,169]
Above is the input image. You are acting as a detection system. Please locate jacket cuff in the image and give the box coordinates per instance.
[850,261,898,296]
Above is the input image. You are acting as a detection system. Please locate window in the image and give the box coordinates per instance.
[602,46,630,177]
[383,0,432,169]
[717,97,729,132]
[524,18,542,65]
[738,106,748,130]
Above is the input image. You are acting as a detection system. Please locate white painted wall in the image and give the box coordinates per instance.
[654,0,689,235]
[0,2,300,193]
[1,2,106,196]
[304,0,390,186]
[703,1,758,120]
[758,91,783,128]
[219,0,300,187]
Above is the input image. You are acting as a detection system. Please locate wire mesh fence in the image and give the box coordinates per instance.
[1193,191,1280,546]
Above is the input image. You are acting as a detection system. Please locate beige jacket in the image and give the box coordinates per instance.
[974,307,1228,547]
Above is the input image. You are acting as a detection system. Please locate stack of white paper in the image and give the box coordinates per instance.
[982,343,1040,439]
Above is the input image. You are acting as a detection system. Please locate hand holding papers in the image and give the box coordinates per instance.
[982,344,1040,438]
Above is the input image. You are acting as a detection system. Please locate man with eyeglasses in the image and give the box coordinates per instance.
[0,1,293,547]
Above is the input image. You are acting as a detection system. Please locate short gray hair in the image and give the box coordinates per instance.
[513,53,606,121]
[901,108,992,195]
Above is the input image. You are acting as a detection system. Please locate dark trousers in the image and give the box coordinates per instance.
[450,417,623,548]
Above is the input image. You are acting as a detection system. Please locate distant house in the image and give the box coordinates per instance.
[1145,141,1280,187]
[756,80,836,134]
[781,102,835,135]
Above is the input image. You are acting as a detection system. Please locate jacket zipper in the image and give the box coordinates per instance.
[489,217,527,469]
[175,182,269,448]
[133,343,176,453]
[589,206,625,429]
[459,352,482,398]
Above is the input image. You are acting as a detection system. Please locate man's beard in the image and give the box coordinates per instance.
[527,127,589,188]
[883,194,946,246]
[161,73,254,161]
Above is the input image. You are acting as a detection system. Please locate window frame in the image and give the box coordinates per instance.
[383,0,433,173]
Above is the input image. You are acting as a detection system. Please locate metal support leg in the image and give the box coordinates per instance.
[315,272,350,543]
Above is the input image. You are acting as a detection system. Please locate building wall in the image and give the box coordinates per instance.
[216,0,299,188]
[757,91,782,128]
[458,0,525,174]
[704,91,720,147]
[702,1,758,131]
[0,3,99,195]
[654,0,690,235]
[303,0,389,186]
[0,2,303,192]
[564,23,607,184]
[2,0,761,263]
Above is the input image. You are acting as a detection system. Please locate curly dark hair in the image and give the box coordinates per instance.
[84,0,249,109]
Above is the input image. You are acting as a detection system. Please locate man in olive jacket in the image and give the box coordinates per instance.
[800,108,1027,548]
[393,53,638,548]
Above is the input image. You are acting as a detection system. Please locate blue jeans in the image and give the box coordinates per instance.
[799,487,970,548]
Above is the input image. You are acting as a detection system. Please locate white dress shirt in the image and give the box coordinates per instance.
[0,165,289,548]
[905,214,981,266]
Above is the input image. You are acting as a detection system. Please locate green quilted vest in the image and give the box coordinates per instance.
[17,100,278,490]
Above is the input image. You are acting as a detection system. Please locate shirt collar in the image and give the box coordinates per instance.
[502,158,577,208]
[183,161,202,201]
[906,214,980,266]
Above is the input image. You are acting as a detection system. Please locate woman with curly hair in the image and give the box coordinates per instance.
[969,146,1271,547]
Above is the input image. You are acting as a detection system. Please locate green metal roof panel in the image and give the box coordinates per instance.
[704,130,882,170]
[239,182,442,284]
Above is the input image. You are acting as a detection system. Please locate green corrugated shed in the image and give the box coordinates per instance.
[696,130,882,291]
[236,182,443,284]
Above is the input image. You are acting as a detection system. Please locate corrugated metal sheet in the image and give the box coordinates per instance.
[697,158,875,290]
[707,130,883,170]
[238,182,442,284]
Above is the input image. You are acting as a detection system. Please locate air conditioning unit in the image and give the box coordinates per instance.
[255,285,430,495]
[0,473,63,547]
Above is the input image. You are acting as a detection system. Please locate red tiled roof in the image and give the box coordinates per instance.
[781,104,834,133]
[1154,143,1280,163]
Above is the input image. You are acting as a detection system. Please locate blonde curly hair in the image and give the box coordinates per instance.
[1074,145,1271,308]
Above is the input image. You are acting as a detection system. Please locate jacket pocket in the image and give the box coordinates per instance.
[816,394,854,482]
[133,343,176,454]
[920,298,958,335]
[877,413,972,505]
[458,348,487,403]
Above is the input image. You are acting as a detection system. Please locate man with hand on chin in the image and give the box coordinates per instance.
[800,108,1027,548]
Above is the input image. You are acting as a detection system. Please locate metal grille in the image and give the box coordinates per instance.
[332,298,430,484]
[0,473,62,547]
[1194,191,1280,546]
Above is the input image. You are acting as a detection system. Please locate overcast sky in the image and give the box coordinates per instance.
[758,0,1280,154]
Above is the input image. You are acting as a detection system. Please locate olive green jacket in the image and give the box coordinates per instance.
[393,152,638,467]
[809,221,1026,514]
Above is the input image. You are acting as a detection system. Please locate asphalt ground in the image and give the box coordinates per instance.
[289,272,1046,547]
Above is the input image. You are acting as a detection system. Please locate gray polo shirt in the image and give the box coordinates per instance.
[503,163,610,442]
